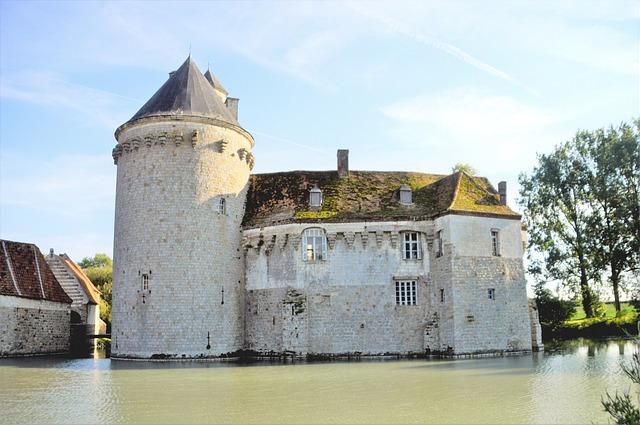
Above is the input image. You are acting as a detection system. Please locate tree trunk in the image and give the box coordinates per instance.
[580,265,594,318]
[611,269,621,313]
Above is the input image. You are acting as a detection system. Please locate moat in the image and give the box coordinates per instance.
[0,338,636,424]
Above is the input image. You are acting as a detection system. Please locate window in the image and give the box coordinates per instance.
[440,288,445,302]
[141,274,149,291]
[302,228,327,261]
[488,288,496,300]
[399,184,412,205]
[403,232,422,259]
[491,229,500,256]
[435,230,443,257]
[395,280,417,305]
[218,198,226,215]
[309,185,322,207]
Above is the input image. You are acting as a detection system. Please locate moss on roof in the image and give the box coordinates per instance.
[242,170,519,228]
[448,173,518,216]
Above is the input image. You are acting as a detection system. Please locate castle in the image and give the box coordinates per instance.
[111,56,542,359]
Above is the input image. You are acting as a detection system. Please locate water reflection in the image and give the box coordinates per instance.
[0,338,636,424]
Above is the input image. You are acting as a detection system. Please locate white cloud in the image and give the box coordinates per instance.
[0,153,116,217]
[0,71,138,128]
[378,87,571,179]
[346,2,534,93]
[381,87,558,139]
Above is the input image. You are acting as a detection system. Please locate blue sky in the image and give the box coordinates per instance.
[1,0,638,261]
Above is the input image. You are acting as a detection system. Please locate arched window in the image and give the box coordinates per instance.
[218,198,226,215]
[399,184,412,205]
[309,185,322,207]
[302,228,327,262]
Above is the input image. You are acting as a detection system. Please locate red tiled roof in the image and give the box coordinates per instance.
[0,239,72,303]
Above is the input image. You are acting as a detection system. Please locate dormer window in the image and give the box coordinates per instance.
[399,184,412,205]
[309,185,322,207]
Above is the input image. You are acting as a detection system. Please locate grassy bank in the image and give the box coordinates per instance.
[542,302,638,340]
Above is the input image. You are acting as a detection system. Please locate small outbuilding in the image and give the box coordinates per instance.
[0,239,72,357]
[46,250,104,335]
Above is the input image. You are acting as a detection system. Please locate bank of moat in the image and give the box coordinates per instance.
[110,56,543,360]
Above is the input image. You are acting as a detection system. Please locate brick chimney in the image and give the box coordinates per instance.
[498,181,507,205]
[337,149,349,178]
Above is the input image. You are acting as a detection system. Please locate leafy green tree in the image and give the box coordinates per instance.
[534,285,576,328]
[519,139,598,317]
[79,253,112,269]
[580,122,640,312]
[79,253,112,327]
[451,163,476,175]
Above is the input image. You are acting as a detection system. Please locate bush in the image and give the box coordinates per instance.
[535,286,577,328]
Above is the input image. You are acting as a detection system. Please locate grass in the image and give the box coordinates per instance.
[570,301,635,321]
[543,302,639,341]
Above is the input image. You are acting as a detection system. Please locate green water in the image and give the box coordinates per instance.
[0,339,636,424]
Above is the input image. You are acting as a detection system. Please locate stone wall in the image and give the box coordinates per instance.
[0,295,70,357]
[244,215,533,357]
[432,215,531,354]
[244,221,434,355]
[111,118,253,358]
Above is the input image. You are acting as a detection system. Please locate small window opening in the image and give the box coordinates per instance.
[141,274,149,291]
[399,184,412,205]
[440,289,445,302]
[395,281,417,306]
[218,198,226,215]
[491,230,500,256]
[403,232,422,260]
[488,288,496,300]
[436,230,444,258]
[309,185,322,207]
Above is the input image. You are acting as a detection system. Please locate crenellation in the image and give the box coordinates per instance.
[174,133,183,146]
[389,231,398,248]
[191,130,199,148]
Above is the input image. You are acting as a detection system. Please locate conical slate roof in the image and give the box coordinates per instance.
[204,69,228,95]
[126,56,238,126]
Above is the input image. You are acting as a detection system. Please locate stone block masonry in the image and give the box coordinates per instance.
[111,118,253,359]
[0,296,70,357]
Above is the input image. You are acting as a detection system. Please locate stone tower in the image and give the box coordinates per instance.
[111,57,254,359]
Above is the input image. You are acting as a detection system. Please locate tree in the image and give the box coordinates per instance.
[451,163,476,175]
[79,253,112,269]
[580,122,640,312]
[519,139,598,317]
[534,285,576,328]
[79,253,112,327]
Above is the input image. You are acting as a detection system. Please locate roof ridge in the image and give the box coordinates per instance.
[61,254,102,304]
[446,172,464,211]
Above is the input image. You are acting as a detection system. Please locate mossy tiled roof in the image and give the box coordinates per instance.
[242,170,519,228]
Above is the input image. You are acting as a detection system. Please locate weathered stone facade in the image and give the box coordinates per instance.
[111,57,254,358]
[243,216,532,356]
[0,296,70,356]
[111,56,538,359]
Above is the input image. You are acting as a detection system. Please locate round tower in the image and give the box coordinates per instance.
[111,57,254,358]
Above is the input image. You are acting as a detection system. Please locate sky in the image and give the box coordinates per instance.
[0,0,638,262]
